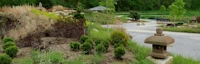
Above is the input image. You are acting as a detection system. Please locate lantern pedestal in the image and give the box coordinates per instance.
[147,56,173,64]
[150,52,169,59]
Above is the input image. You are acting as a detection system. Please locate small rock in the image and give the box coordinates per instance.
[137,23,140,26]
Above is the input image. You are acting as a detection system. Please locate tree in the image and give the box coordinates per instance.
[160,5,166,14]
[169,0,186,21]
[99,0,116,12]
[160,5,166,18]
[99,0,116,34]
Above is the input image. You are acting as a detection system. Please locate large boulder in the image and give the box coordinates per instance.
[196,17,200,23]
[50,5,64,12]
[0,9,2,12]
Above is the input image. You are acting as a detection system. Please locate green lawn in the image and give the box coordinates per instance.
[115,10,200,19]
[163,27,200,33]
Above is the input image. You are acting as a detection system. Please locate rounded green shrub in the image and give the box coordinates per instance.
[111,31,129,46]
[114,46,126,59]
[2,37,14,44]
[81,42,92,54]
[80,35,89,44]
[129,11,140,21]
[114,43,123,48]
[100,40,109,51]
[95,44,106,54]
[70,42,81,51]
[0,54,12,64]
[94,38,102,45]
[5,46,19,58]
[85,38,94,46]
[2,41,15,50]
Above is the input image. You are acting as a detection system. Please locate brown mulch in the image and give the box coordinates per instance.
[2,37,136,64]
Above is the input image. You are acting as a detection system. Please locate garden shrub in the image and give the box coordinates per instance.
[100,40,110,51]
[2,37,14,44]
[2,41,15,50]
[70,42,81,51]
[0,54,12,64]
[95,44,106,54]
[114,43,124,48]
[85,38,94,46]
[5,46,19,58]
[81,42,92,54]
[111,31,129,46]
[114,46,126,59]
[80,35,89,44]
[129,11,140,21]
[94,38,102,45]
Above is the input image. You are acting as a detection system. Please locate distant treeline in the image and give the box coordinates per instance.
[0,0,200,11]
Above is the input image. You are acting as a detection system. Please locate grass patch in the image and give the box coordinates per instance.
[85,13,115,24]
[127,41,200,64]
[172,55,200,64]
[13,57,33,64]
[63,54,104,64]
[127,41,154,64]
[31,8,60,19]
[117,15,129,23]
[115,10,200,19]
[127,41,151,60]
[87,23,111,41]
[163,27,200,33]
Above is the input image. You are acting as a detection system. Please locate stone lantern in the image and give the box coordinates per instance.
[145,28,175,59]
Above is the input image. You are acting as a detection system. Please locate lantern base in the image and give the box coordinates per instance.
[150,52,169,59]
[147,56,173,64]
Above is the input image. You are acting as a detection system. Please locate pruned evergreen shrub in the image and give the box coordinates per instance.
[5,46,19,58]
[94,38,102,45]
[114,46,126,59]
[95,44,106,54]
[80,35,89,44]
[114,43,123,49]
[111,31,129,46]
[0,54,12,64]
[100,40,110,51]
[81,42,92,54]
[85,38,94,47]
[129,11,140,21]
[2,41,15,50]
[2,37,14,44]
[70,42,81,51]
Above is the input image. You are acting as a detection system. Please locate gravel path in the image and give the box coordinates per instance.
[104,19,200,60]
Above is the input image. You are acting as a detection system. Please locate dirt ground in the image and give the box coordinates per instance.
[1,37,136,64]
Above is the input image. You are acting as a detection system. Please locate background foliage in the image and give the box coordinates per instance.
[0,0,200,11]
